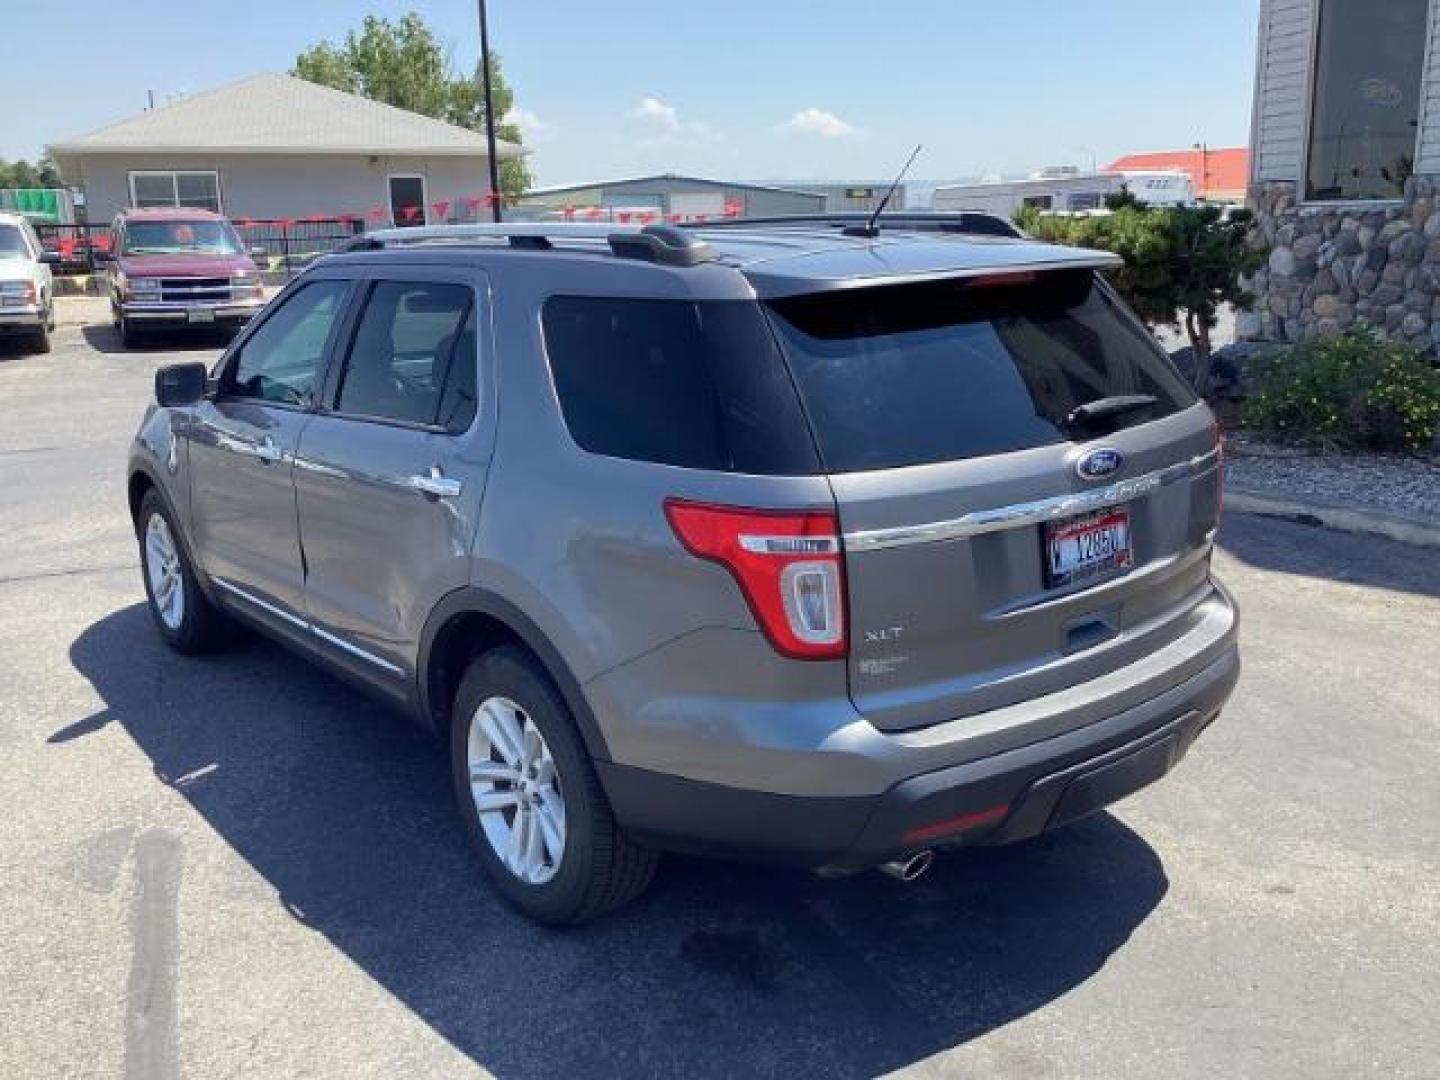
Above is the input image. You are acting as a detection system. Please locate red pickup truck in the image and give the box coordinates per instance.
[101,208,266,347]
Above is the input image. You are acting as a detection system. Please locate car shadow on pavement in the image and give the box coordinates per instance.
[68,604,1169,1079]
[1219,513,1440,598]
[80,322,234,355]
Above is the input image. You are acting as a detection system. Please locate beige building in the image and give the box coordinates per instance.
[49,73,522,226]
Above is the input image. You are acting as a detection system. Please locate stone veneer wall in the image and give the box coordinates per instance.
[1238,178,1440,350]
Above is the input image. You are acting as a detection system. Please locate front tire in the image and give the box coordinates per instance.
[450,647,658,925]
[137,489,229,654]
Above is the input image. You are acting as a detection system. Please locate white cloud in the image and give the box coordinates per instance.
[502,107,551,142]
[633,97,680,132]
[780,108,858,139]
[629,96,722,148]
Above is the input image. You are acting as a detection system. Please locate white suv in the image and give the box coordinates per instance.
[0,211,58,353]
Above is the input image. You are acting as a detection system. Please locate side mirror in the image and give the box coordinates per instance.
[155,362,209,407]
[39,251,62,266]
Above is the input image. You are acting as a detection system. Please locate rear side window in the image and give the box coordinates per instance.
[541,296,819,474]
[336,282,474,428]
[765,270,1196,473]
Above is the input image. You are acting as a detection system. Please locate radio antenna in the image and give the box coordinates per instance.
[847,144,923,238]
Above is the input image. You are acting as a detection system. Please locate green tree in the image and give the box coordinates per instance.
[0,154,62,189]
[293,12,532,198]
[1015,199,1263,394]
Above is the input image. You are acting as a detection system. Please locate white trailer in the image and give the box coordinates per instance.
[932,167,1192,219]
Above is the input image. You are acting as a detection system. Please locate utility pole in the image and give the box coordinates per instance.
[477,0,503,222]
[1193,141,1209,200]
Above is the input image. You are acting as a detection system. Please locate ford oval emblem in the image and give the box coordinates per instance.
[1076,447,1123,481]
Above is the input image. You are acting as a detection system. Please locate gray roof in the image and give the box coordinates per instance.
[525,174,823,199]
[49,73,522,159]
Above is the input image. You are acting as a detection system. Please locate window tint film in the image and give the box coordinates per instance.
[765,270,1195,473]
[1305,0,1426,201]
[336,282,472,426]
[229,280,349,405]
[542,296,819,474]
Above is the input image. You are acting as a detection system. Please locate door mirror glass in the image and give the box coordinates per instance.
[38,251,62,266]
[155,362,209,407]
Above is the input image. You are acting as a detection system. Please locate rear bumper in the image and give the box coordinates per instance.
[0,304,44,330]
[598,633,1239,870]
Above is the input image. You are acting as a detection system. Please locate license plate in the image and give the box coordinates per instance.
[1044,507,1132,587]
[187,308,216,324]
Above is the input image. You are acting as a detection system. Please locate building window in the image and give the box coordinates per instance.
[1021,195,1053,210]
[1304,0,1428,201]
[387,175,427,227]
[129,171,221,212]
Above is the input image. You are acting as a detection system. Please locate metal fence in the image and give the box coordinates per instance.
[34,218,366,281]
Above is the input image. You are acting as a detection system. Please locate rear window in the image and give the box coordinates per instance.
[765,269,1196,473]
[541,296,819,474]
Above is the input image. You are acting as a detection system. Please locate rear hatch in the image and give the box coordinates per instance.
[764,268,1222,733]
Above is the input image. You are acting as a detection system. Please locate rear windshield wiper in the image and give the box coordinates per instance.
[1065,394,1158,430]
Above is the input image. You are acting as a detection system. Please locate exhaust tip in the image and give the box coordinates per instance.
[878,850,933,882]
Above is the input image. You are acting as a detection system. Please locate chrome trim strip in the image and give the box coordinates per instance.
[843,448,1221,552]
[213,578,406,676]
[212,577,308,628]
[311,625,405,675]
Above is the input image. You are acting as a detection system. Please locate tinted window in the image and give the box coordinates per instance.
[542,296,819,474]
[1305,0,1426,201]
[766,270,1196,473]
[228,281,349,405]
[336,282,473,426]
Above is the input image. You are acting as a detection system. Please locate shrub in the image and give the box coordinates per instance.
[1015,201,1262,395]
[1241,329,1440,452]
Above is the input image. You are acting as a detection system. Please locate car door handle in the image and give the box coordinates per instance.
[407,466,463,499]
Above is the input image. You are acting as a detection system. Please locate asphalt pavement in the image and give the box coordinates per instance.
[1,314,1437,1079]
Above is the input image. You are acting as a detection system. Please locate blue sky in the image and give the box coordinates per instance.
[3,0,1259,187]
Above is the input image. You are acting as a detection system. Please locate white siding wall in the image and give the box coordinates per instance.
[1417,0,1440,173]
[1251,0,1315,184]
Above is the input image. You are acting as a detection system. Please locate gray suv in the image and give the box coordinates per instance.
[128,219,1239,925]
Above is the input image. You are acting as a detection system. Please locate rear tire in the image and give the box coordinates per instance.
[29,324,50,354]
[136,489,229,654]
[450,646,658,925]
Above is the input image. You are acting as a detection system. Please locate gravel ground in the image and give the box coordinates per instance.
[1225,442,1440,521]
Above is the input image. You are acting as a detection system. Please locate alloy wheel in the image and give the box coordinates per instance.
[467,695,567,884]
[144,513,185,631]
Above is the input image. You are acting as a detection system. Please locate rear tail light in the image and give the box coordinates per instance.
[664,499,847,660]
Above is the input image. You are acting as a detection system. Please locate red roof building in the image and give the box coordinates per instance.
[1104,147,1249,202]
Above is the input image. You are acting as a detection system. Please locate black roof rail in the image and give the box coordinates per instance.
[607,224,716,266]
[342,222,717,265]
[682,211,1023,239]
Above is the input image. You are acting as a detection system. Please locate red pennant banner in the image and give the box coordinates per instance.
[617,211,632,224]
[431,200,452,221]
[585,208,602,220]
[58,238,75,259]
[562,204,576,221]
[366,206,386,222]
[463,196,483,215]
[399,205,421,222]
[640,213,656,224]
[337,213,356,225]
[94,234,112,252]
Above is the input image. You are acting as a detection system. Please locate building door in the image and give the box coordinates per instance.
[388,175,427,228]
